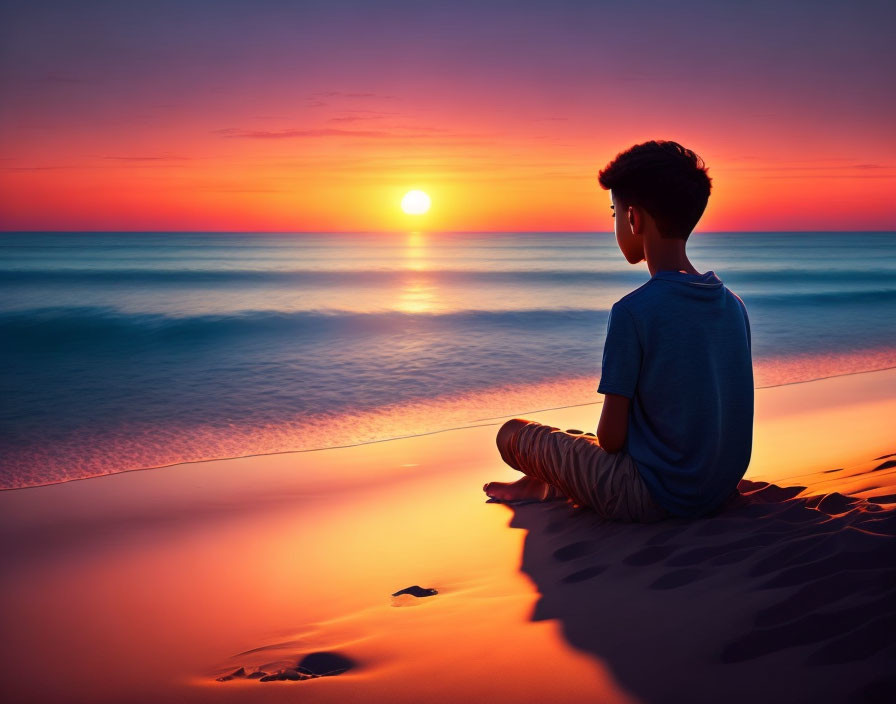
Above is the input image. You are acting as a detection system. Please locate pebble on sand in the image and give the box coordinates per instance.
[391,585,438,597]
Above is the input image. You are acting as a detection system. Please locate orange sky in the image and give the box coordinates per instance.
[1,1,894,232]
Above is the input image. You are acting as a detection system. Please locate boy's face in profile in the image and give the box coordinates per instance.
[610,191,645,265]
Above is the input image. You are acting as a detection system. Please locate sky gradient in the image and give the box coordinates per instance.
[1,0,894,232]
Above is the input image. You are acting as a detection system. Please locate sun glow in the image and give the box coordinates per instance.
[401,190,431,215]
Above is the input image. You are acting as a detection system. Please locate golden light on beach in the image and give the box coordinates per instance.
[401,190,431,215]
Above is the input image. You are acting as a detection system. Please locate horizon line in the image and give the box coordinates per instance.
[2,229,895,235]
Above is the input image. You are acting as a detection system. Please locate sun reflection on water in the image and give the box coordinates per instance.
[404,231,427,271]
[397,231,438,313]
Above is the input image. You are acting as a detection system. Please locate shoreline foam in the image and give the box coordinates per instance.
[4,359,896,492]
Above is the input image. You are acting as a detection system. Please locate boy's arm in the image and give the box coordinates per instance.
[597,393,630,453]
[596,302,639,452]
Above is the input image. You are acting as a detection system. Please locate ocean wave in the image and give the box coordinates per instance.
[744,288,896,306]
[0,267,643,286]
[3,289,895,358]
[0,306,614,351]
[2,266,896,288]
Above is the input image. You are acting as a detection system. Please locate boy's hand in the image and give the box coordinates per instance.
[597,393,630,453]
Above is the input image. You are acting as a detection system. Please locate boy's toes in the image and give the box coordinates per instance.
[483,481,507,499]
[483,477,561,503]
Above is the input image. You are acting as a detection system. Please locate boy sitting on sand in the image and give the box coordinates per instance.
[484,140,753,521]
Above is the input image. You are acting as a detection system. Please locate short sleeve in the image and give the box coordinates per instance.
[597,303,641,399]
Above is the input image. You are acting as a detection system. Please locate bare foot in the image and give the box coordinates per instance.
[483,475,565,503]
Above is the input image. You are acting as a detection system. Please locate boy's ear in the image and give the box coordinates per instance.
[628,205,648,236]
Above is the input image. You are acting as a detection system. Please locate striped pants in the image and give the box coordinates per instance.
[495,418,670,523]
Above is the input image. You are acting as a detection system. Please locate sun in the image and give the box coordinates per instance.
[401,190,431,215]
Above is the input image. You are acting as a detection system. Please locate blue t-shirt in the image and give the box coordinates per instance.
[597,270,754,518]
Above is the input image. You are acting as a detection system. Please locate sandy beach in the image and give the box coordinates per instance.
[2,368,895,704]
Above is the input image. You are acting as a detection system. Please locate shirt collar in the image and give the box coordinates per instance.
[651,270,723,287]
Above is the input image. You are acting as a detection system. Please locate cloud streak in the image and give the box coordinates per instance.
[212,126,483,144]
[214,127,390,139]
[102,156,191,162]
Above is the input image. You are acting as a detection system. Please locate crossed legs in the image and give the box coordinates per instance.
[483,418,570,503]
[484,417,672,523]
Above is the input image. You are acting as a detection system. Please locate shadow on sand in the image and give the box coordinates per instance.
[502,464,896,704]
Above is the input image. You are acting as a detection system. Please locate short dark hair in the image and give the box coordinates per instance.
[598,140,712,240]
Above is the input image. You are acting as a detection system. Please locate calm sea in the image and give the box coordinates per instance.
[2,231,895,489]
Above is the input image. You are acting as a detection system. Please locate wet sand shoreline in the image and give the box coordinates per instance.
[2,369,895,703]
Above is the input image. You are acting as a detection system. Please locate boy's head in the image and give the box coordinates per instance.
[598,140,712,243]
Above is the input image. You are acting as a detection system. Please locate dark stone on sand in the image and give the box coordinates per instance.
[391,585,438,598]
[246,671,267,679]
[297,651,357,676]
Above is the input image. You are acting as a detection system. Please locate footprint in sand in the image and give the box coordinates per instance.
[868,494,896,504]
[649,568,708,590]
[552,540,596,562]
[622,544,678,566]
[217,651,357,683]
[561,565,608,583]
[667,532,779,568]
[813,492,861,514]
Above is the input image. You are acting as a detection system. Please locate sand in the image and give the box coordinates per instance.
[1,368,895,704]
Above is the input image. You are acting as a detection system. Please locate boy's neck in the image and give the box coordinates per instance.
[643,232,700,277]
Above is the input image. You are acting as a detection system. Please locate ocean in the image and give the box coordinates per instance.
[2,231,895,489]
